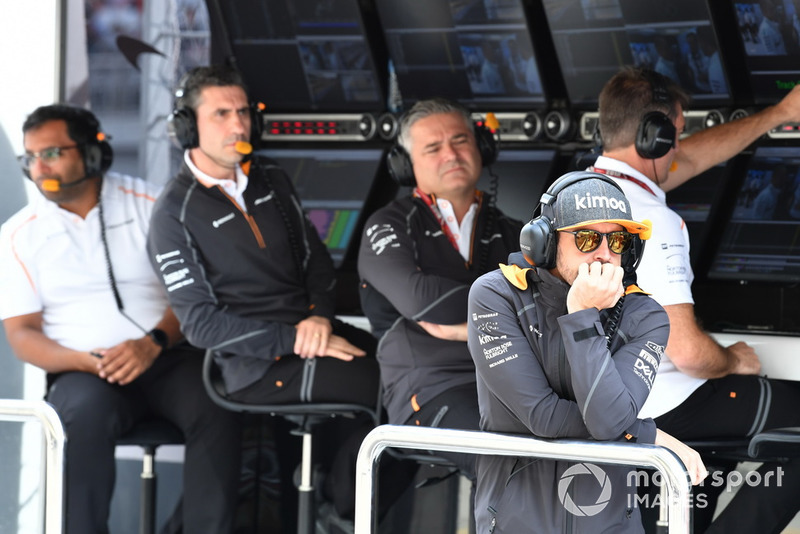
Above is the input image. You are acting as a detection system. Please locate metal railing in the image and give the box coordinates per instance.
[0,399,66,534]
[355,425,691,534]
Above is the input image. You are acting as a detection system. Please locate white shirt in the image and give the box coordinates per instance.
[591,156,706,418]
[185,150,249,211]
[0,173,168,351]
[435,197,478,261]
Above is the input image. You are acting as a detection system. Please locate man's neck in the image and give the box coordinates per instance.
[600,148,662,186]
[428,190,476,224]
[188,148,237,182]
[58,182,101,219]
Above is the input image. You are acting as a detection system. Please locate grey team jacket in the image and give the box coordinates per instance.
[147,157,337,393]
[358,194,522,425]
[467,252,669,534]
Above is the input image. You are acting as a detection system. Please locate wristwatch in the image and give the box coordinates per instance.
[147,328,169,352]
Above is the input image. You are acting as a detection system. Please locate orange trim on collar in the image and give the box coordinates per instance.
[500,263,531,290]
[625,284,649,296]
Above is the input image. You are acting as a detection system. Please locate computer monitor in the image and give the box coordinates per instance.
[542,0,731,109]
[727,0,800,104]
[706,145,800,283]
[214,0,383,111]
[373,0,546,109]
[257,148,385,268]
[476,148,558,223]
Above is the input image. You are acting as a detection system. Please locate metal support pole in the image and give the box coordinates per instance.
[0,399,66,534]
[355,425,691,534]
[297,430,315,534]
[140,445,157,534]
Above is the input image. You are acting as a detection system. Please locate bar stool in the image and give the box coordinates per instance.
[117,417,184,534]
[202,349,379,534]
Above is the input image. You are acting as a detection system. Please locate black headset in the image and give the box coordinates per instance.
[386,121,498,187]
[167,74,264,150]
[634,70,677,160]
[22,107,113,180]
[519,171,645,279]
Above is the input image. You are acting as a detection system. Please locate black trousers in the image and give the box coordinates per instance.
[227,320,392,520]
[405,382,481,481]
[46,344,242,534]
[653,374,800,534]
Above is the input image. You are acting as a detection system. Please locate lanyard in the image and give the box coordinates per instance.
[588,166,658,197]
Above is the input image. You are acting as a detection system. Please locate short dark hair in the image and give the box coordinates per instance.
[175,65,248,111]
[598,67,690,152]
[397,97,473,154]
[22,105,103,163]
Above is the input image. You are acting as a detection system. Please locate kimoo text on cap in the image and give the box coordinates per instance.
[554,178,650,235]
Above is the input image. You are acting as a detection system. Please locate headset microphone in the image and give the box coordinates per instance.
[39,175,98,192]
[234,141,253,155]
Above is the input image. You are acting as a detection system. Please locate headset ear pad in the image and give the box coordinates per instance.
[519,216,557,268]
[167,107,199,150]
[83,139,114,177]
[635,111,676,160]
[474,124,498,167]
[386,144,415,187]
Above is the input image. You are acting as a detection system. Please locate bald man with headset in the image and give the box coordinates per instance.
[590,67,800,533]
[0,104,241,533]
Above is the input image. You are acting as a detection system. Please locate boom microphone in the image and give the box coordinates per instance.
[235,141,253,155]
[40,175,98,192]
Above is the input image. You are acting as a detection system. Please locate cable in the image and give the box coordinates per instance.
[250,156,305,281]
[604,294,625,349]
[98,192,149,335]
[476,164,499,274]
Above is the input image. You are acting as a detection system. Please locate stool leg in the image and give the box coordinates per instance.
[297,431,315,534]
[141,445,157,534]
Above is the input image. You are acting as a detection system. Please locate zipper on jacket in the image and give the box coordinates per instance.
[215,185,267,249]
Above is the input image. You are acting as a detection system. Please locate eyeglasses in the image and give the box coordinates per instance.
[17,145,80,170]
[561,229,634,255]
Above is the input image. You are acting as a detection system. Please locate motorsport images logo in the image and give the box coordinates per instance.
[557,463,612,516]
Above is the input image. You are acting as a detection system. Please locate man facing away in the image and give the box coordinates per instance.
[591,66,800,533]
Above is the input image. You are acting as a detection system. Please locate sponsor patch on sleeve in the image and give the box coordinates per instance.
[154,249,195,292]
[366,223,399,255]
[632,344,662,390]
